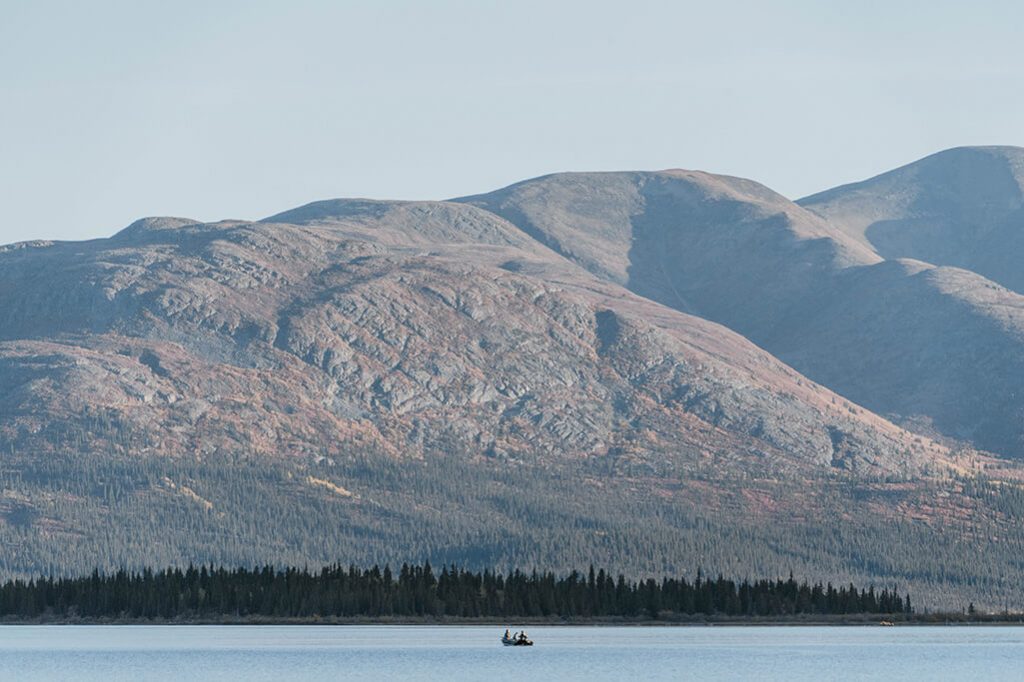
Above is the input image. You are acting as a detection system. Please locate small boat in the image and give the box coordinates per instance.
[501,631,534,646]
[879,620,895,627]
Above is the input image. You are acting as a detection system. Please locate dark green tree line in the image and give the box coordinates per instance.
[0,563,910,620]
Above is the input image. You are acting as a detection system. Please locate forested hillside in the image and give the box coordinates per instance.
[2,444,1023,609]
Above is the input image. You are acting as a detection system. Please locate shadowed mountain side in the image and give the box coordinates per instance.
[771,259,1024,457]
[459,168,1024,457]
[799,146,1024,295]
[457,170,880,344]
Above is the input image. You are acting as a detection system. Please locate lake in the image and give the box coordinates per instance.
[1,624,1022,680]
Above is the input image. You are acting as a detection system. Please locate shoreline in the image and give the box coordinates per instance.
[3,614,1022,626]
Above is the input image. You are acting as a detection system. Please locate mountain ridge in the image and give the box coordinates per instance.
[799,145,1024,294]
[457,155,1024,457]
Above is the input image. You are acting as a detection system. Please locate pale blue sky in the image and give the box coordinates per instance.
[2,0,1022,243]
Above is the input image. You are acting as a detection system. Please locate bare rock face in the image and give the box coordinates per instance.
[0,207,929,476]
[460,164,1024,457]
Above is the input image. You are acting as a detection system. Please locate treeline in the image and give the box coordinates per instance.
[0,563,911,620]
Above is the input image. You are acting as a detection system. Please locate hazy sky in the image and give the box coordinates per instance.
[2,0,1022,243]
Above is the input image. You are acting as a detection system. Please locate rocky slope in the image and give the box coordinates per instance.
[459,164,1024,457]
[0,203,932,475]
[459,171,880,344]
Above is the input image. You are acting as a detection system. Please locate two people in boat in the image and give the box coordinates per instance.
[503,628,530,644]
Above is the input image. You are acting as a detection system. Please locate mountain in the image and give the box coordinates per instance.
[1,205,924,472]
[458,167,1024,458]
[3,154,1024,608]
[457,171,880,345]
[799,146,1024,294]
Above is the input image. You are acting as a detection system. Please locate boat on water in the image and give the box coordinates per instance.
[501,630,534,646]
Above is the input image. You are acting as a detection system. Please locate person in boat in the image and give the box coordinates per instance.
[504,629,511,640]
[518,631,528,644]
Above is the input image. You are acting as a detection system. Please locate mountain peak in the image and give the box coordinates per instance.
[799,144,1024,293]
[930,144,1024,159]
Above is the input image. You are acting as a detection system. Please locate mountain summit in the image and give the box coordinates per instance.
[799,146,1024,293]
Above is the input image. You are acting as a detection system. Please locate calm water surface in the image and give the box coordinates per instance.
[1,624,1022,681]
